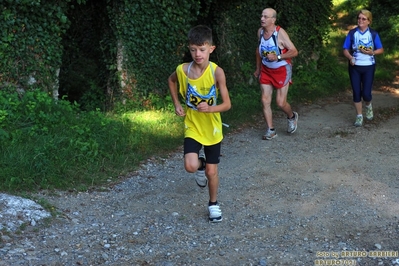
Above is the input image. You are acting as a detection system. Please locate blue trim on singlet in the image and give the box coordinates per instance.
[185,62,217,110]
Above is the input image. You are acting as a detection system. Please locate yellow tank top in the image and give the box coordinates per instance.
[176,62,223,145]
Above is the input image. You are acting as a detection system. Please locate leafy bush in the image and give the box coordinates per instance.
[107,0,207,98]
[369,0,399,52]
[0,90,182,192]
[290,48,348,103]
[59,0,113,111]
[209,0,333,89]
[0,0,75,93]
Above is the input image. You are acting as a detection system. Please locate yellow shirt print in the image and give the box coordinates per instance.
[176,62,223,145]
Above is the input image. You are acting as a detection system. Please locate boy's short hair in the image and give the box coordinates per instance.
[188,25,213,46]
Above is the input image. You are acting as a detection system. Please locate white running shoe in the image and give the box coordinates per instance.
[195,156,207,188]
[262,128,277,140]
[287,111,298,133]
[366,105,373,120]
[208,204,222,223]
[354,115,363,127]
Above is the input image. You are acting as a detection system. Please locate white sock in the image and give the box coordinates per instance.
[366,103,372,109]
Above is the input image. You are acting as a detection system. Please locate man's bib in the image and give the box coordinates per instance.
[259,26,290,69]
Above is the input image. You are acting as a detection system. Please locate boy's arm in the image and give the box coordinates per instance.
[168,71,185,117]
[196,67,231,113]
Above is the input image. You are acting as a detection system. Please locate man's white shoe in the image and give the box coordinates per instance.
[287,111,298,133]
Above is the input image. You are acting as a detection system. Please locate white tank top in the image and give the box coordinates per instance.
[258,27,288,69]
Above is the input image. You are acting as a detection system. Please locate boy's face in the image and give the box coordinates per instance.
[188,43,215,64]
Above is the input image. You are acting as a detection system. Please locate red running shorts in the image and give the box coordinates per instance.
[259,64,292,89]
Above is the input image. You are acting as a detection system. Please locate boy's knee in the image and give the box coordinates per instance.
[184,163,199,173]
[205,168,218,179]
[206,172,218,181]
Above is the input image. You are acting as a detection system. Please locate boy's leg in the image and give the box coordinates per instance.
[183,138,222,222]
[205,163,222,222]
[183,138,203,173]
[184,152,203,173]
[204,143,223,222]
[183,138,208,187]
[203,142,221,199]
[205,163,219,202]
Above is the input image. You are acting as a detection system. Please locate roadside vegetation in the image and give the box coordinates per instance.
[0,1,397,193]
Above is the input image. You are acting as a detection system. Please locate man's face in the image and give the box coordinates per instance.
[260,10,275,27]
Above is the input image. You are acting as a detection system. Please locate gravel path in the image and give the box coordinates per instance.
[1,87,399,266]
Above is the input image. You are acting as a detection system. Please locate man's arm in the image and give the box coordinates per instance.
[277,27,298,60]
[254,27,262,77]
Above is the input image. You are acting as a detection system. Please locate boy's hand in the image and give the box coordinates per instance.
[197,101,210,113]
[174,105,185,116]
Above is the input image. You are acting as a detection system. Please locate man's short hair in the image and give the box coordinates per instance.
[188,25,213,46]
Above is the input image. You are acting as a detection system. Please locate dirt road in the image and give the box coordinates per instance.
[1,85,399,265]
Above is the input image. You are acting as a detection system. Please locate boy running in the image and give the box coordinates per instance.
[168,25,231,222]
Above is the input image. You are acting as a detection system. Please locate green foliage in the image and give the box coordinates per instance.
[369,0,399,52]
[107,0,207,98]
[1,0,397,111]
[59,0,114,111]
[374,57,398,82]
[0,0,80,92]
[333,0,399,51]
[290,50,348,103]
[221,83,261,129]
[0,90,182,192]
[78,81,107,111]
[210,0,273,87]
[1,0,398,195]
[208,0,333,88]
[276,0,333,65]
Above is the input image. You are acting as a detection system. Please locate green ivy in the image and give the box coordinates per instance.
[59,0,112,111]
[209,0,333,88]
[107,0,206,98]
[104,0,331,99]
[210,0,276,87]
[0,0,84,92]
[0,0,359,109]
[369,0,399,51]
